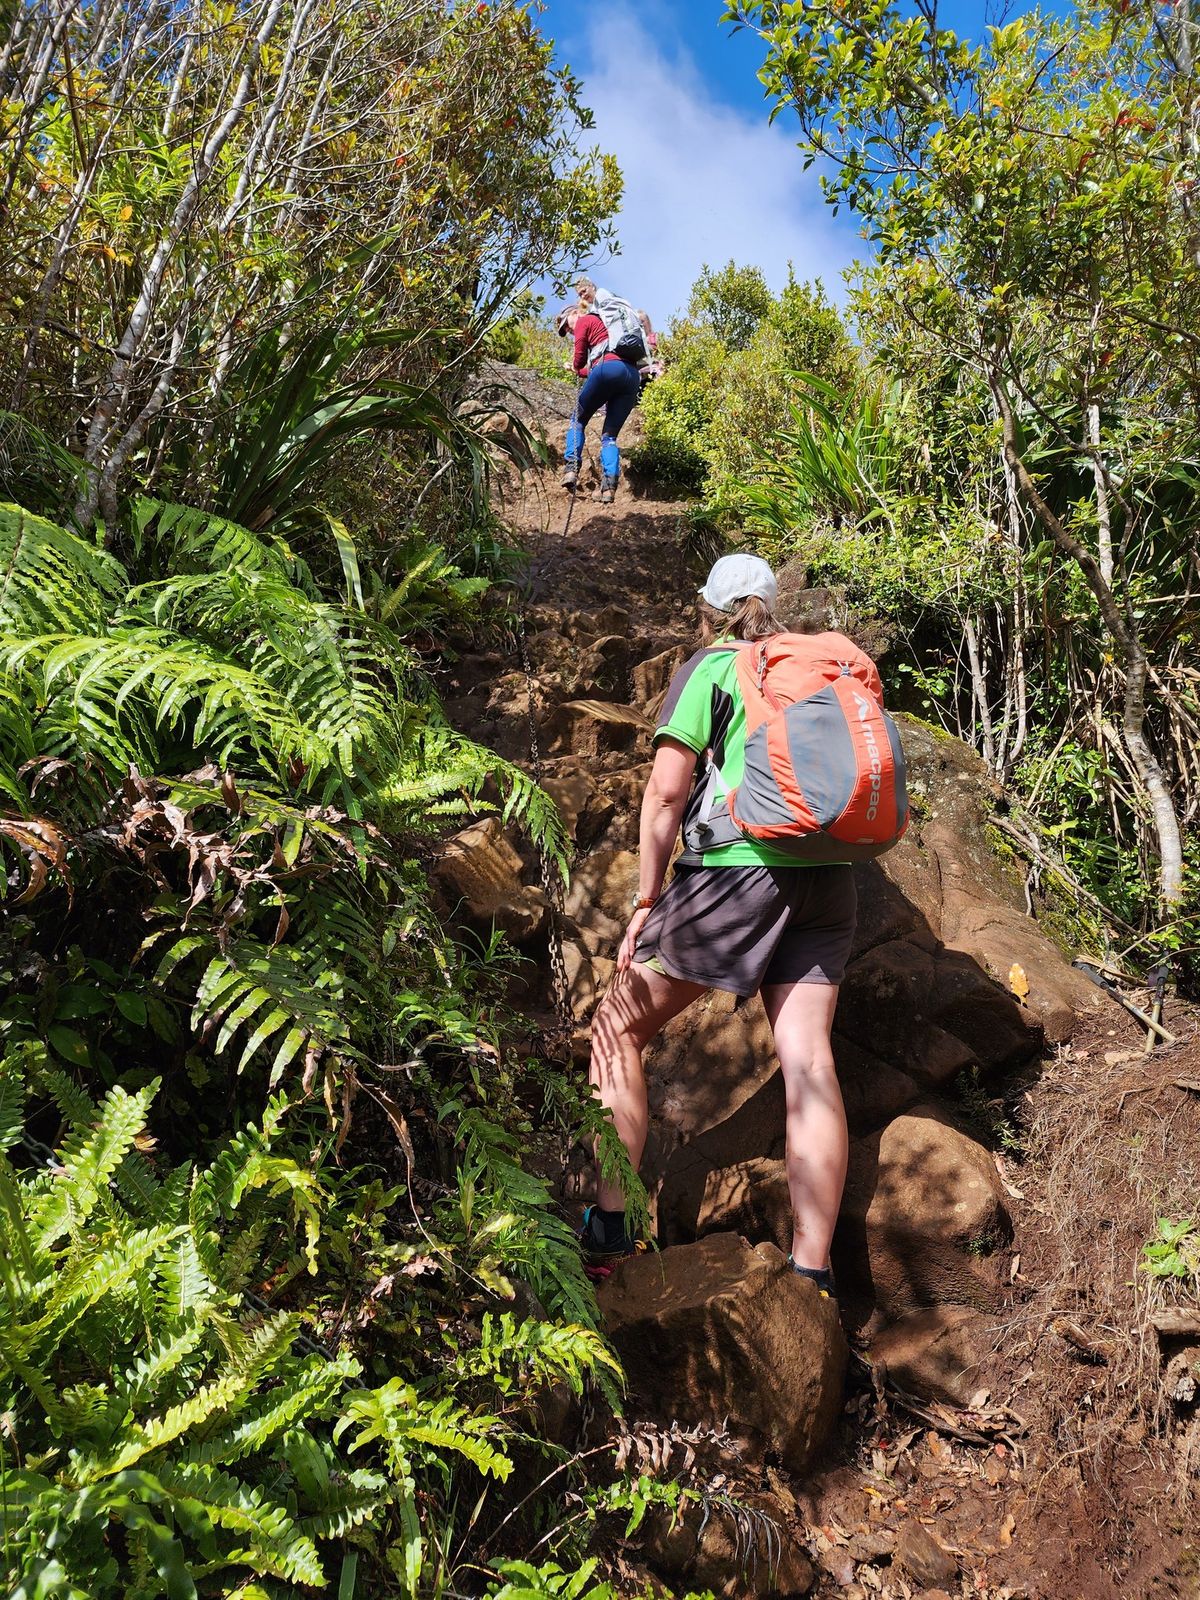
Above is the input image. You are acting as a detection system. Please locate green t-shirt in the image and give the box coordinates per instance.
[655,643,810,868]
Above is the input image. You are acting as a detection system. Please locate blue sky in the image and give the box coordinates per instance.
[533,0,1045,322]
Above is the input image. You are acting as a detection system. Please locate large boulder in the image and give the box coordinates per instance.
[431,817,546,941]
[867,1305,997,1405]
[836,1103,1011,1328]
[547,699,654,758]
[651,1029,918,1245]
[644,1494,816,1598]
[539,761,614,850]
[696,1157,791,1252]
[599,1233,846,1474]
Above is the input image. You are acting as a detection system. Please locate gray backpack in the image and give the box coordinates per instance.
[591,288,648,365]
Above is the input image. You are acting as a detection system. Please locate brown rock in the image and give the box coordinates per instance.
[894,1520,958,1588]
[647,988,780,1145]
[561,939,598,1020]
[697,1157,791,1251]
[564,848,639,926]
[576,633,632,699]
[838,938,1038,1082]
[645,1495,815,1597]
[631,644,688,712]
[833,1037,920,1132]
[599,1233,846,1473]
[868,1306,994,1404]
[546,698,653,758]
[539,763,614,847]
[938,897,1097,1044]
[850,858,934,955]
[837,1105,1010,1325]
[432,818,547,941]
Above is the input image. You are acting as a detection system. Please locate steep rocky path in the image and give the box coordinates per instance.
[437,367,1200,1599]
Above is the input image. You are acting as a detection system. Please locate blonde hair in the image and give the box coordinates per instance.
[699,595,783,644]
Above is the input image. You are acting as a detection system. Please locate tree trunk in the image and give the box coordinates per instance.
[1086,401,1113,587]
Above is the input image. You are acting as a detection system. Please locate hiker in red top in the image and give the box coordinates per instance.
[578,554,908,1300]
[562,305,607,376]
[556,276,645,504]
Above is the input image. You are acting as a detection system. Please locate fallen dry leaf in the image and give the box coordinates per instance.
[998,1513,1016,1547]
[1008,962,1029,1002]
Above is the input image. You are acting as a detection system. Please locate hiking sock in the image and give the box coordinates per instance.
[787,1257,837,1298]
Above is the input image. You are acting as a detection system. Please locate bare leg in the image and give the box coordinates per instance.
[590,962,707,1209]
[760,982,847,1270]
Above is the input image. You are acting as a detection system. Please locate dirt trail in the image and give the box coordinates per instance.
[439,367,1200,1599]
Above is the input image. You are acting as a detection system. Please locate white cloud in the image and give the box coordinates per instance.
[557,5,861,323]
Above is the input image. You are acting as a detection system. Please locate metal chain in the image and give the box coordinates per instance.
[515,604,575,1043]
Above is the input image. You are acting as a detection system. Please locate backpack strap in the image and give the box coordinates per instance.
[681,643,753,853]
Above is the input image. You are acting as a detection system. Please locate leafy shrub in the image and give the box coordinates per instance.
[628,269,856,504]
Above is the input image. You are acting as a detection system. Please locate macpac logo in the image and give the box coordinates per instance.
[852,691,883,823]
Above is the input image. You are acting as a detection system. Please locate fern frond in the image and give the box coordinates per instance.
[118,1317,209,1407]
[0,1051,26,1153]
[188,1351,359,1467]
[467,1314,623,1400]
[185,943,350,1083]
[34,1080,160,1247]
[0,501,125,633]
[299,1467,391,1539]
[33,1222,182,1362]
[156,1462,327,1587]
[93,1311,298,1475]
[132,498,314,591]
[336,1378,513,1485]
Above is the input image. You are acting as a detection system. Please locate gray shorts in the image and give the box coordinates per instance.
[633,864,857,997]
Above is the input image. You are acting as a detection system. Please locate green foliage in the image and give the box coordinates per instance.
[0,1063,387,1597]
[721,0,1200,932]
[2,0,621,527]
[630,268,856,504]
[686,261,774,351]
[1141,1218,1200,1286]
[735,372,914,538]
[486,1557,615,1599]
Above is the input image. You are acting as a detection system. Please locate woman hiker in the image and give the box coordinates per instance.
[555,279,642,504]
[580,554,862,1299]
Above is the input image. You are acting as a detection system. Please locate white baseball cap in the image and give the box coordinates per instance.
[698,553,778,613]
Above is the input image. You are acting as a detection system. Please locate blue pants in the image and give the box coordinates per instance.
[565,358,641,480]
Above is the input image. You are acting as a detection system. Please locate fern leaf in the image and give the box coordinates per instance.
[118,1318,209,1407]
[93,1311,298,1475]
[0,502,125,634]
[156,1462,326,1588]
[299,1467,391,1539]
[35,1081,160,1246]
[0,1051,26,1153]
[188,1352,359,1467]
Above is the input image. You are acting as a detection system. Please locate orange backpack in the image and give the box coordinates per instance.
[690,633,909,862]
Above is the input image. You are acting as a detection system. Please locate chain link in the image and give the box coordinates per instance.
[516,604,575,1046]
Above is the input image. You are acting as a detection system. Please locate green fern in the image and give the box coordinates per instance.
[0,1067,389,1598]
[0,501,124,633]
[462,1313,623,1403]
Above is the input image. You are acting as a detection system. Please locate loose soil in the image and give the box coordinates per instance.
[443,369,1200,1599]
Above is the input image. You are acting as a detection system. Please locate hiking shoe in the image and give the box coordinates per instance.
[596,476,618,505]
[561,466,579,491]
[579,1205,647,1281]
[788,1257,837,1299]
